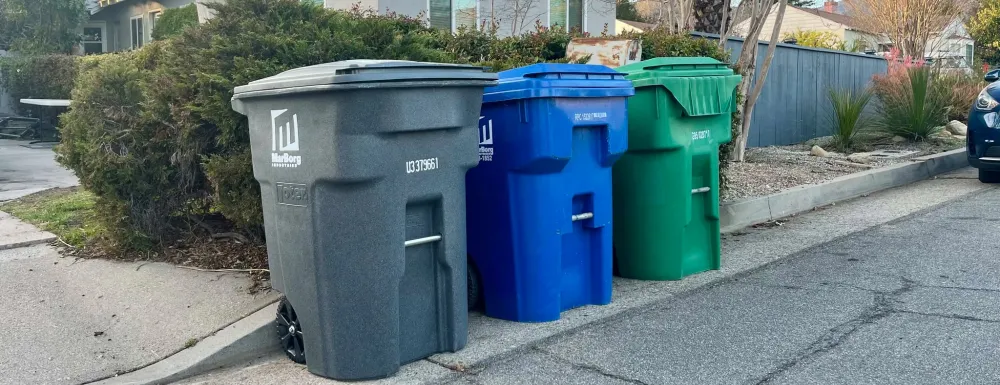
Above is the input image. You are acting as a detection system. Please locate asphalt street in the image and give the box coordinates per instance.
[451,180,1000,385]
[178,169,1000,385]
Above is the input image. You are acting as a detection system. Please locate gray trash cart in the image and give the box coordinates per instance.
[232,60,497,381]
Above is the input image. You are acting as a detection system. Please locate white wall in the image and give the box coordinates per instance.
[326,0,615,37]
[90,0,196,52]
[733,6,849,41]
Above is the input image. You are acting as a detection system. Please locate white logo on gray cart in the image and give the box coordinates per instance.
[271,109,302,168]
[478,116,494,162]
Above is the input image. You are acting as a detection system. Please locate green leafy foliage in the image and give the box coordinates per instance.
[57,48,175,250]
[970,0,1000,65]
[827,87,874,152]
[616,0,645,23]
[58,0,739,250]
[0,55,78,115]
[780,30,862,52]
[0,0,88,54]
[151,4,200,41]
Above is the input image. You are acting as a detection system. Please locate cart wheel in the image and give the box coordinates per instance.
[276,298,306,364]
[467,258,484,311]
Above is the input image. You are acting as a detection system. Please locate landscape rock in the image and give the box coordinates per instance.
[892,136,907,143]
[804,136,834,147]
[847,153,872,164]
[811,145,830,157]
[937,129,953,138]
[954,135,967,141]
[946,120,968,136]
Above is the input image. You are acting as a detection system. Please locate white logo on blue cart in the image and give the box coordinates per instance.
[479,116,494,162]
[271,109,302,168]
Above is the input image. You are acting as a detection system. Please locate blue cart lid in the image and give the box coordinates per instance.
[483,64,635,103]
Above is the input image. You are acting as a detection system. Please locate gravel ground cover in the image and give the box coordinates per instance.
[722,136,965,202]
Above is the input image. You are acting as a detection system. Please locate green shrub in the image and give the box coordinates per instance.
[151,4,199,41]
[827,87,874,152]
[873,66,950,140]
[0,54,78,115]
[56,47,179,250]
[58,0,743,250]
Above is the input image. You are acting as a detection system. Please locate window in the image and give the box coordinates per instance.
[429,0,452,30]
[81,24,106,55]
[149,10,162,39]
[454,0,477,30]
[429,0,478,32]
[130,16,144,49]
[549,0,583,31]
[967,44,975,63]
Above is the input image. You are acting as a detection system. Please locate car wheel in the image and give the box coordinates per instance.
[276,298,306,364]
[467,258,483,311]
[980,169,1000,184]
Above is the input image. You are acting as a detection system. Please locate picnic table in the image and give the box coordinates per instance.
[19,99,72,107]
[0,99,73,142]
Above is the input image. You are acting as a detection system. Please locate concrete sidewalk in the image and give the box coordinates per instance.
[0,241,279,385]
[176,168,991,384]
[0,139,78,201]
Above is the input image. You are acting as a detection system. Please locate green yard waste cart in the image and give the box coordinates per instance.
[613,57,741,281]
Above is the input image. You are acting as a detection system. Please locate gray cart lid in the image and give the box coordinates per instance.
[232,60,497,98]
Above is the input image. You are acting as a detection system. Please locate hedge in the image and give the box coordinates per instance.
[151,4,199,41]
[0,54,78,116]
[57,0,732,250]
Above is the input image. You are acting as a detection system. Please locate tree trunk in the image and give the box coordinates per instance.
[693,0,727,34]
[729,0,787,162]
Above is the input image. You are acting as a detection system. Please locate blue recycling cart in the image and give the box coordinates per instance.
[466,64,634,322]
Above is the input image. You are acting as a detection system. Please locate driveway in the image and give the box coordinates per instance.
[0,139,77,201]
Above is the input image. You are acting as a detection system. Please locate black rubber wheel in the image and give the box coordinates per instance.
[276,298,306,364]
[980,169,1000,184]
[467,258,484,311]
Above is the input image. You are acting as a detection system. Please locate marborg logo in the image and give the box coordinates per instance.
[271,109,302,168]
[479,116,493,146]
[478,116,494,162]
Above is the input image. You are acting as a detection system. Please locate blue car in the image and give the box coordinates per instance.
[968,69,1000,183]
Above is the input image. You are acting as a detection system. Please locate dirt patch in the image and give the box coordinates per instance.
[722,136,965,202]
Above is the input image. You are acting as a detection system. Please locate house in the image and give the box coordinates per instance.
[731,3,881,52]
[733,1,976,69]
[615,19,652,35]
[924,19,976,70]
[325,0,617,37]
[82,0,197,54]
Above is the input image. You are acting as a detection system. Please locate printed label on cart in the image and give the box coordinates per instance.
[270,109,303,168]
[692,130,710,141]
[479,116,494,162]
[406,158,439,174]
[574,112,608,121]
[276,182,309,207]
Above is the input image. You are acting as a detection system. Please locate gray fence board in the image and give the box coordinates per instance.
[691,32,888,147]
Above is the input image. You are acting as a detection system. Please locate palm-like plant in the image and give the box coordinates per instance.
[873,66,949,140]
[828,87,875,152]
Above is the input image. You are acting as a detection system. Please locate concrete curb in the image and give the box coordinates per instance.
[0,211,57,250]
[720,148,969,233]
[89,303,281,385]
